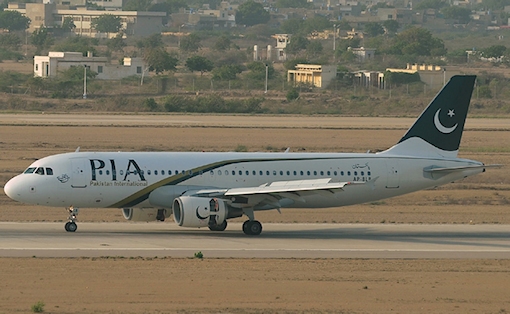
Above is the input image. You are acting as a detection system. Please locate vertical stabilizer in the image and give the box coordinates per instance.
[381,75,476,158]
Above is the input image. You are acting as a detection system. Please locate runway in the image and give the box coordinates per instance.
[1,222,509,258]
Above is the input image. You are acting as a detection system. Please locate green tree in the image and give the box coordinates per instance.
[389,27,446,56]
[149,0,188,14]
[54,36,98,56]
[276,0,312,8]
[415,0,446,10]
[306,41,323,58]
[61,17,76,32]
[213,35,231,51]
[212,64,243,80]
[280,18,304,34]
[285,35,309,55]
[0,10,30,32]
[144,48,178,74]
[382,20,399,35]
[107,32,126,52]
[286,88,299,101]
[364,22,384,37]
[123,0,153,11]
[441,6,472,24]
[31,27,54,54]
[302,16,332,34]
[236,0,270,26]
[481,45,507,58]
[91,14,122,37]
[0,33,21,50]
[137,33,164,50]
[185,55,214,76]
[246,61,274,80]
[180,33,202,52]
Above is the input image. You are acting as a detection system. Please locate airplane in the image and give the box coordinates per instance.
[3,75,495,235]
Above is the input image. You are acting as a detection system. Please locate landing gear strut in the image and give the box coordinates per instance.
[65,206,78,232]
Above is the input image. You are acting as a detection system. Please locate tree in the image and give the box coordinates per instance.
[389,27,446,56]
[481,45,507,58]
[31,27,54,55]
[382,20,399,35]
[236,0,270,26]
[285,35,309,55]
[0,10,30,32]
[212,64,243,80]
[415,0,446,10]
[180,33,202,52]
[185,55,214,76]
[441,6,472,24]
[61,17,76,32]
[0,33,21,50]
[144,48,178,74]
[302,16,332,34]
[149,0,188,14]
[276,0,312,8]
[123,0,152,11]
[364,22,384,37]
[213,35,231,51]
[107,32,126,52]
[91,14,122,37]
[137,33,164,50]
[54,36,98,56]
[306,41,323,58]
[246,61,275,80]
[280,18,304,34]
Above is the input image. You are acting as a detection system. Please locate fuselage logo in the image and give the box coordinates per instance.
[434,108,458,134]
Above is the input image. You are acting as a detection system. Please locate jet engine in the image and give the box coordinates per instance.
[122,208,170,222]
[173,196,227,228]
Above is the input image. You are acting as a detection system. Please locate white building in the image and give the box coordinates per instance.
[287,64,337,89]
[34,52,145,80]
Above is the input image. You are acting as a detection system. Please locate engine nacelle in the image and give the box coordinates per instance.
[173,196,226,228]
[122,208,170,222]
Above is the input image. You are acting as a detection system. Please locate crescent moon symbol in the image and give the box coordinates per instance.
[434,109,458,134]
[196,206,209,220]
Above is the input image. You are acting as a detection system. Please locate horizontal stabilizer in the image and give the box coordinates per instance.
[424,164,502,173]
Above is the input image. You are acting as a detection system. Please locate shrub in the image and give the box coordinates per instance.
[31,301,45,313]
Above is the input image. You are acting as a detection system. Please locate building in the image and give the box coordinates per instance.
[386,63,461,90]
[34,51,145,80]
[7,3,165,38]
[349,47,376,62]
[287,64,337,89]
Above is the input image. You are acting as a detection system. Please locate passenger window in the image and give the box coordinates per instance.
[232,170,235,175]
[35,167,44,175]
[307,171,310,176]
[24,167,36,174]
[259,171,263,175]
[354,171,357,176]
[313,171,317,176]
[162,170,165,175]
[361,171,364,176]
[46,168,53,175]
[106,170,110,175]
[99,170,103,175]
[273,170,277,175]
[334,171,337,176]
[327,171,330,176]
[218,170,222,175]
[368,171,371,176]
[252,170,256,175]
[280,171,283,175]
[246,171,249,175]
[155,170,158,175]
[300,171,304,175]
[293,171,297,175]
[266,171,270,175]
[341,171,344,176]
[239,170,242,175]
[286,171,290,175]
[320,171,324,176]
[347,171,351,176]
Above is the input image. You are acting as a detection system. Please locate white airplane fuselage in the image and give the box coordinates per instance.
[6,150,483,209]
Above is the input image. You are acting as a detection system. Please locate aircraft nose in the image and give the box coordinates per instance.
[4,176,23,202]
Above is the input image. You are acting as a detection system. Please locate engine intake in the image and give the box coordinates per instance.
[173,196,227,228]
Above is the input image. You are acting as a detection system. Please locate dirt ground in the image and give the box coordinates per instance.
[0,115,509,313]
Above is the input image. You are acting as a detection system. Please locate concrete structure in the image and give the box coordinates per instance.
[7,3,165,38]
[287,64,337,89]
[272,34,290,61]
[353,71,385,89]
[377,8,413,24]
[386,63,461,90]
[34,51,145,80]
[349,47,376,62]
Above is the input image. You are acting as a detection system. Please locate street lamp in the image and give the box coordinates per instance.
[83,65,87,99]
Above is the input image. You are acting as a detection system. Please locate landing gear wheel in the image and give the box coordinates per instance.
[65,221,77,232]
[208,220,227,232]
[242,220,262,236]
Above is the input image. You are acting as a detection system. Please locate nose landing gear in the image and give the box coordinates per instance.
[64,206,79,232]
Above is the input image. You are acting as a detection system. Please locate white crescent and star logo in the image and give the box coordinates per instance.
[434,108,458,134]
[196,206,209,220]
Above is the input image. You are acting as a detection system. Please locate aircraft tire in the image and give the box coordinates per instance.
[209,220,227,231]
[65,222,77,232]
[243,220,262,236]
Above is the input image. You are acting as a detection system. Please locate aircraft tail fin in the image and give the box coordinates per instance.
[381,75,476,158]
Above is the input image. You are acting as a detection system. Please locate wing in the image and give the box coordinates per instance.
[190,178,374,209]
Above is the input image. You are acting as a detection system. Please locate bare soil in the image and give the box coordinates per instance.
[0,115,509,313]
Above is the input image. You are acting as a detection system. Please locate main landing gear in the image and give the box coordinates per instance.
[242,208,262,236]
[65,206,79,232]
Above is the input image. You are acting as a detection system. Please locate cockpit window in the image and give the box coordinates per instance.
[46,168,53,175]
[35,167,45,175]
[24,167,36,174]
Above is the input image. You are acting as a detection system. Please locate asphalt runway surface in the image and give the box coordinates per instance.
[1,222,509,259]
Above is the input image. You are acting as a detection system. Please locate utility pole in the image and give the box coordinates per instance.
[83,65,87,99]
[265,63,268,93]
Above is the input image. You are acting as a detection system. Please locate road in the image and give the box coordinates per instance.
[1,222,509,259]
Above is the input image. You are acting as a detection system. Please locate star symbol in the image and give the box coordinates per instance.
[447,109,455,118]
